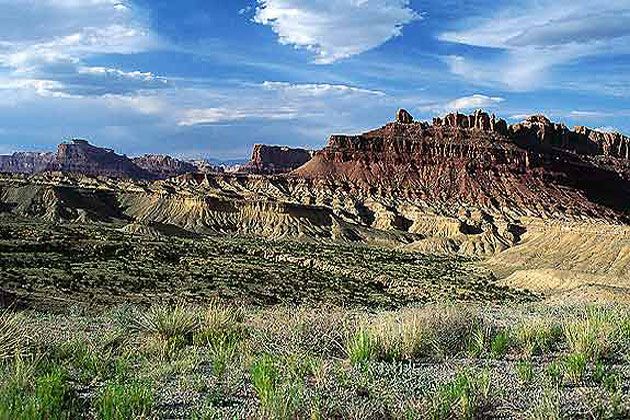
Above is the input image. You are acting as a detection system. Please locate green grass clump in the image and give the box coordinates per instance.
[96,380,154,420]
[563,353,587,384]
[516,361,534,384]
[133,303,199,343]
[250,355,301,419]
[490,331,511,359]
[513,320,561,358]
[429,369,491,420]
[563,308,615,361]
[347,329,377,365]
[0,359,79,419]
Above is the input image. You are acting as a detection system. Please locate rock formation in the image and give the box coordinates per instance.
[396,108,414,124]
[241,144,315,174]
[133,154,198,179]
[47,139,149,179]
[293,110,630,224]
[0,152,55,174]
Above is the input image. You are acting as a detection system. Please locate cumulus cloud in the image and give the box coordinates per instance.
[439,0,630,90]
[253,0,420,64]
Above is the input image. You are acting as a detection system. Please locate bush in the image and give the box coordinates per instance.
[132,304,199,343]
[96,380,154,419]
[429,369,491,420]
[513,320,561,358]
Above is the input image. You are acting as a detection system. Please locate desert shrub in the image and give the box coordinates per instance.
[247,306,352,359]
[528,383,562,420]
[194,302,245,346]
[563,307,615,361]
[513,319,561,358]
[0,308,29,360]
[593,361,622,393]
[96,380,154,420]
[355,305,487,362]
[132,304,199,343]
[429,369,491,420]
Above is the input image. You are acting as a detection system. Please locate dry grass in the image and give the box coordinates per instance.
[0,307,29,360]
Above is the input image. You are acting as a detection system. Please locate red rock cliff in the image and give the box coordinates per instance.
[242,144,315,174]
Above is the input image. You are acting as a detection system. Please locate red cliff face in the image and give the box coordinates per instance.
[49,139,149,179]
[293,110,630,222]
[242,144,315,174]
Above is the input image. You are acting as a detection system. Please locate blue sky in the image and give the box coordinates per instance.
[1,0,629,159]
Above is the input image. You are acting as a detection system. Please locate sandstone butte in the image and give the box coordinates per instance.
[2,108,630,301]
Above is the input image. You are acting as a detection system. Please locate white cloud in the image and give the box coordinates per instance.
[445,94,504,111]
[261,81,384,96]
[0,0,158,100]
[176,81,392,127]
[77,66,168,83]
[417,94,505,114]
[178,107,300,126]
[439,0,630,90]
[569,111,612,119]
[103,94,167,115]
[253,0,420,64]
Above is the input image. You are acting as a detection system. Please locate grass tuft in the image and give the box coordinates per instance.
[132,303,199,343]
[0,308,29,360]
[429,369,491,420]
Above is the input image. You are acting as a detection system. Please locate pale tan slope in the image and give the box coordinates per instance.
[486,222,630,302]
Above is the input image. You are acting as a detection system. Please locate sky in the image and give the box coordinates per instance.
[0,0,629,159]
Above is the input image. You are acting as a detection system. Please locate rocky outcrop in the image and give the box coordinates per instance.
[0,152,55,174]
[396,109,414,124]
[242,145,315,174]
[293,110,630,223]
[49,139,150,179]
[510,115,630,158]
[133,154,198,179]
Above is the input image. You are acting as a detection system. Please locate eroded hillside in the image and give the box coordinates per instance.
[2,110,630,302]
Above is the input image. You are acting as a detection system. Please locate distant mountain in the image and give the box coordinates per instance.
[0,139,223,180]
[0,151,55,174]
